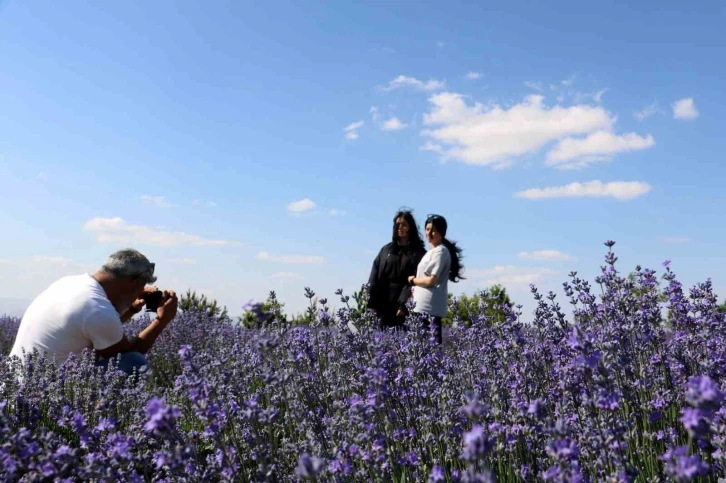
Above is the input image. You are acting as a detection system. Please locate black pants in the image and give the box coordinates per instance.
[380,309,407,331]
[420,314,443,344]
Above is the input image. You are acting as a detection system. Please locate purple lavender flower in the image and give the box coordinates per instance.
[685,375,725,409]
[661,446,709,481]
[295,453,325,478]
[680,407,710,438]
[527,399,546,419]
[461,425,494,461]
[429,465,446,482]
[144,396,181,436]
[460,392,488,419]
[1,240,726,480]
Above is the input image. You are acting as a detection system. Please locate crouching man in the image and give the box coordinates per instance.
[9,248,178,376]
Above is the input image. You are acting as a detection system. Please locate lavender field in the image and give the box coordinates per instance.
[2,242,726,482]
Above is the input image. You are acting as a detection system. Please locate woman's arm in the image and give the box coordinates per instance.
[408,247,449,289]
[367,246,385,309]
[408,274,438,288]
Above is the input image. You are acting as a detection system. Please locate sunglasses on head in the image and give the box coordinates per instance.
[426,214,443,223]
[137,263,157,283]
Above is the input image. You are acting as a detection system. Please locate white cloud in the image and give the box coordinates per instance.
[381,117,408,131]
[192,200,217,207]
[662,237,692,244]
[382,75,445,93]
[5,255,96,273]
[328,209,346,216]
[465,72,481,80]
[287,198,316,213]
[83,217,233,247]
[29,256,74,266]
[141,195,173,208]
[257,252,326,265]
[271,272,303,280]
[515,180,652,201]
[672,98,699,120]
[37,171,48,182]
[546,131,655,169]
[524,81,544,91]
[491,159,514,171]
[420,141,443,153]
[517,250,573,261]
[168,257,197,264]
[593,88,608,103]
[568,87,608,105]
[344,120,364,140]
[345,121,364,130]
[421,93,619,168]
[370,106,379,121]
[634,102,659,121]
[466,265,556,287]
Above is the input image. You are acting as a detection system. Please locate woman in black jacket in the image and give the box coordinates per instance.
[367,208,427,331]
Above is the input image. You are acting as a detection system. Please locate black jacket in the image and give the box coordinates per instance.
[367,241,427,314]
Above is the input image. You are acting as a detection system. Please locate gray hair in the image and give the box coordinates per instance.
[101,248,157,283]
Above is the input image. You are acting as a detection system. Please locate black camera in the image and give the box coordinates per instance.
[143,290,164,312]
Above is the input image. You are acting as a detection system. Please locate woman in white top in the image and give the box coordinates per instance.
[408,214,464,344]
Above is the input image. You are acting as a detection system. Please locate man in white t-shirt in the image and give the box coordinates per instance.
[9,248,178,376]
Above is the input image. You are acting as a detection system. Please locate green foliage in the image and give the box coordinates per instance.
[179,289,228,318]
[626,271,669,303]
[624,270,673,329]
[280,285,370,327]
[442,284,514,327]
[239,291,288,328]
[342,285,369,322]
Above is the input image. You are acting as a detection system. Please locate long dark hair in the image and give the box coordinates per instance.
[392,207,425,252]
[426,214,465,283]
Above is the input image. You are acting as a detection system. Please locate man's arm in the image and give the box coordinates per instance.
[96,290,178,359]
[96,317,167,357]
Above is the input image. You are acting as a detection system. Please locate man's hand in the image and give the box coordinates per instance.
[123,285,160,318]
[157,290,178,324]
[396,309,405,317]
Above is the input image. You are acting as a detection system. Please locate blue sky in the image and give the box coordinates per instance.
[1,0,725,319]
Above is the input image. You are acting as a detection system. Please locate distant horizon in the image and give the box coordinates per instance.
[0,245,716,323]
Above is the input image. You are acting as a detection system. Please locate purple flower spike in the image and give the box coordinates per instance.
[144,397,181,437]
[528,399,547,419]
[685,375,725,409]
[296,454,325,478]
[661,446,710,481]
[461,425,494,461]
[429,465,446,482]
